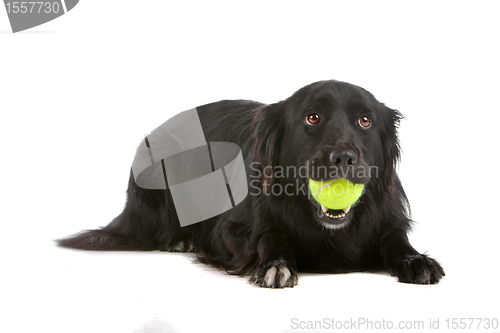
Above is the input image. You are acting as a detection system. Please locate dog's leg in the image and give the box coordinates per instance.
[379,229,445,284]
[248,231,299,288]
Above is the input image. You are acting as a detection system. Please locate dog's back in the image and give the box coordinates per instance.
[57,100,262,252]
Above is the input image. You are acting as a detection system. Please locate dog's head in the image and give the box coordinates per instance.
[252,80,403,230]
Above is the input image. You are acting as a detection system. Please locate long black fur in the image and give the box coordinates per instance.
[58,80,444,287]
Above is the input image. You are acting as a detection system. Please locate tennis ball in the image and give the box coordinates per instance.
[309,178,364,210]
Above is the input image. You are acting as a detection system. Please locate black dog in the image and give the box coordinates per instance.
[58,80,444,287]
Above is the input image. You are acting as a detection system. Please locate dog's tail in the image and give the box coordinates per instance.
[57,170,168,251]
[56,227,139,251]
[56,210,157,251]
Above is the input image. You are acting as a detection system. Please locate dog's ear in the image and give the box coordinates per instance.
[380,106,404,190]
[251,103,284,188]
[380,105,411,217]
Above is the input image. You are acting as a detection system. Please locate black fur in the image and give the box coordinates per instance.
[58,80,444,287]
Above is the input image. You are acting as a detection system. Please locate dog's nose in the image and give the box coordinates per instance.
[329,150,358,169]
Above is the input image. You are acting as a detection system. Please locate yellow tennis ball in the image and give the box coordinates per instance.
[309,178,364,210]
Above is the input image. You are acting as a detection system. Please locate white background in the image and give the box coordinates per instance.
[1,1,499,332]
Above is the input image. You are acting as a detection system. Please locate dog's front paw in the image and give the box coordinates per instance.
[249,259,298,288]
[397,254,445,284]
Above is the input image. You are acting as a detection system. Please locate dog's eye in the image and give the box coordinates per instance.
[358,116,371,128]
[306,113,321,125]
